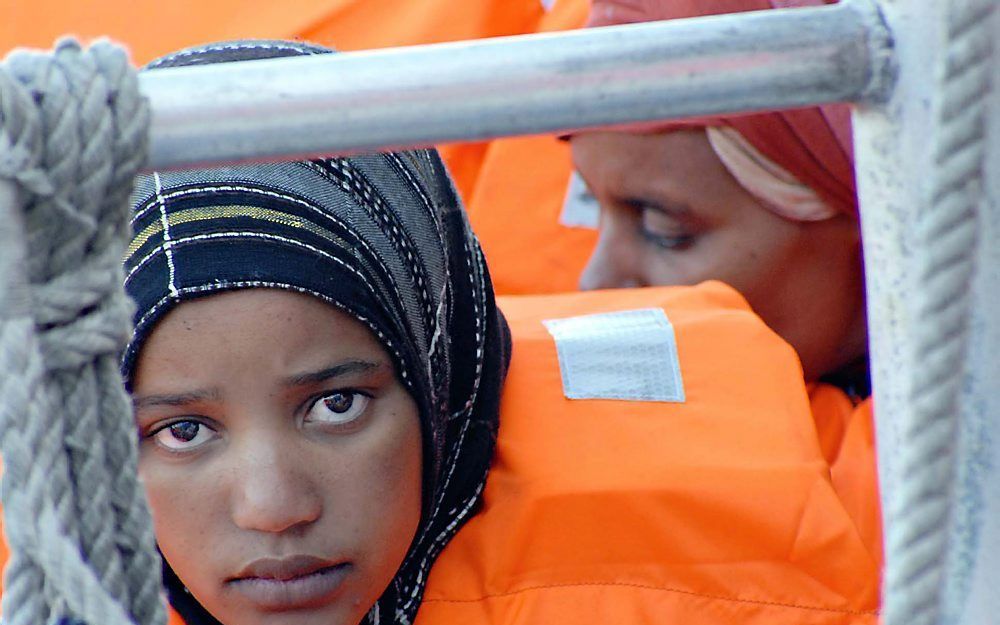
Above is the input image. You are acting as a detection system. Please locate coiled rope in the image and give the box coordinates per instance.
[0,40,165,625]
[883,1,997,625]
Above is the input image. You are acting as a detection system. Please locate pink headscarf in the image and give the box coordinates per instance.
[587,0,858,217]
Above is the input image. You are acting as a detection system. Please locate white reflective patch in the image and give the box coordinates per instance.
[559,171,600,229]
[540,0,556,10]
[543,308,685,402]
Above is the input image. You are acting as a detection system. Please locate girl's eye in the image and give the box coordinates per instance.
[305,391,370,426]
[151,420,218,452]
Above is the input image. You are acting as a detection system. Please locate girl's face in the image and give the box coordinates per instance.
[571,129,867,381]
[132,289,422,625]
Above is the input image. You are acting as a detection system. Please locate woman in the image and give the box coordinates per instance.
[123,41,508,625]
[575,0,866,388]
[569,0,879,555]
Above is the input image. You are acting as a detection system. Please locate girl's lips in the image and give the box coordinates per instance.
[228,557,352,611]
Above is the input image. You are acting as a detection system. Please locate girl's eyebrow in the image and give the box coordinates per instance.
[282,359,382,388]
[133,388,222,410]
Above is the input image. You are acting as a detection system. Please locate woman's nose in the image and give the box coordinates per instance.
[578,230,643,291]
[230,437,323,534]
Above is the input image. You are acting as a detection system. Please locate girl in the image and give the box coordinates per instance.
[124,41,508,625]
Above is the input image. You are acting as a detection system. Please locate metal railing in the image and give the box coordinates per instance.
[141,0,892,170]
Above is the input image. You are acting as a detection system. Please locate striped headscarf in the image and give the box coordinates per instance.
[122,41,510,625]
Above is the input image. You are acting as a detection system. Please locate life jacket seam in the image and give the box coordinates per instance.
[421,580,880,616]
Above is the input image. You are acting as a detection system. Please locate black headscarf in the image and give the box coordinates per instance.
[123,41,510,625]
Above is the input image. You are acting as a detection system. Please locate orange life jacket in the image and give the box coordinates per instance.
[810,389,882,570]
[461,0,596,295]
[414,283,881,625]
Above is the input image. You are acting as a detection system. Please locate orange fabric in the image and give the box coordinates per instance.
[416,282,880,625]
[467,135,596,295]
[298,0,543,51]
[1,0,342,64]
[168,607,188,625]
[463,0,597,295]
[0,0,543,63]
[830,398,882,571]
[809,383,855,467]
[809,387,883,577]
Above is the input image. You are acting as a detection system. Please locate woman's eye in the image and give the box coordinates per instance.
[151,420,218,452]
[305,391,370,426]
[638,206,695,250]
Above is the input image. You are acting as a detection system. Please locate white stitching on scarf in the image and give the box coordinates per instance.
[125,233,407,382]
[383,152,445,237]
[145,42,322,69]
[307,160,436,330]
[130,182,410,330]
[152,172,179,299]
[449,232,487,420]
[398,432,482,616]
[381,152,453,375]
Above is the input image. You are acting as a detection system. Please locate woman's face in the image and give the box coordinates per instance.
[132,289,422,625]
[571,129,867,381]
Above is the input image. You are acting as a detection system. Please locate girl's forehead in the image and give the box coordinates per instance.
[148,289,381,351]
[132,289,393,394]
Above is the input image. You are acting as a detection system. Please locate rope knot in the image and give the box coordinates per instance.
[0,39,164,625]
[33,248,136,371]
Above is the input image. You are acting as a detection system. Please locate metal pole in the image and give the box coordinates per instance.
[141,0,892,171]
[853,1,999,624]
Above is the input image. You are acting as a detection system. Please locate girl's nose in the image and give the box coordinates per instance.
[229,436,323,534]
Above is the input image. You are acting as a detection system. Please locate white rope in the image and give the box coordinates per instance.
[0,40,165,625]
[883,2,997,624]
